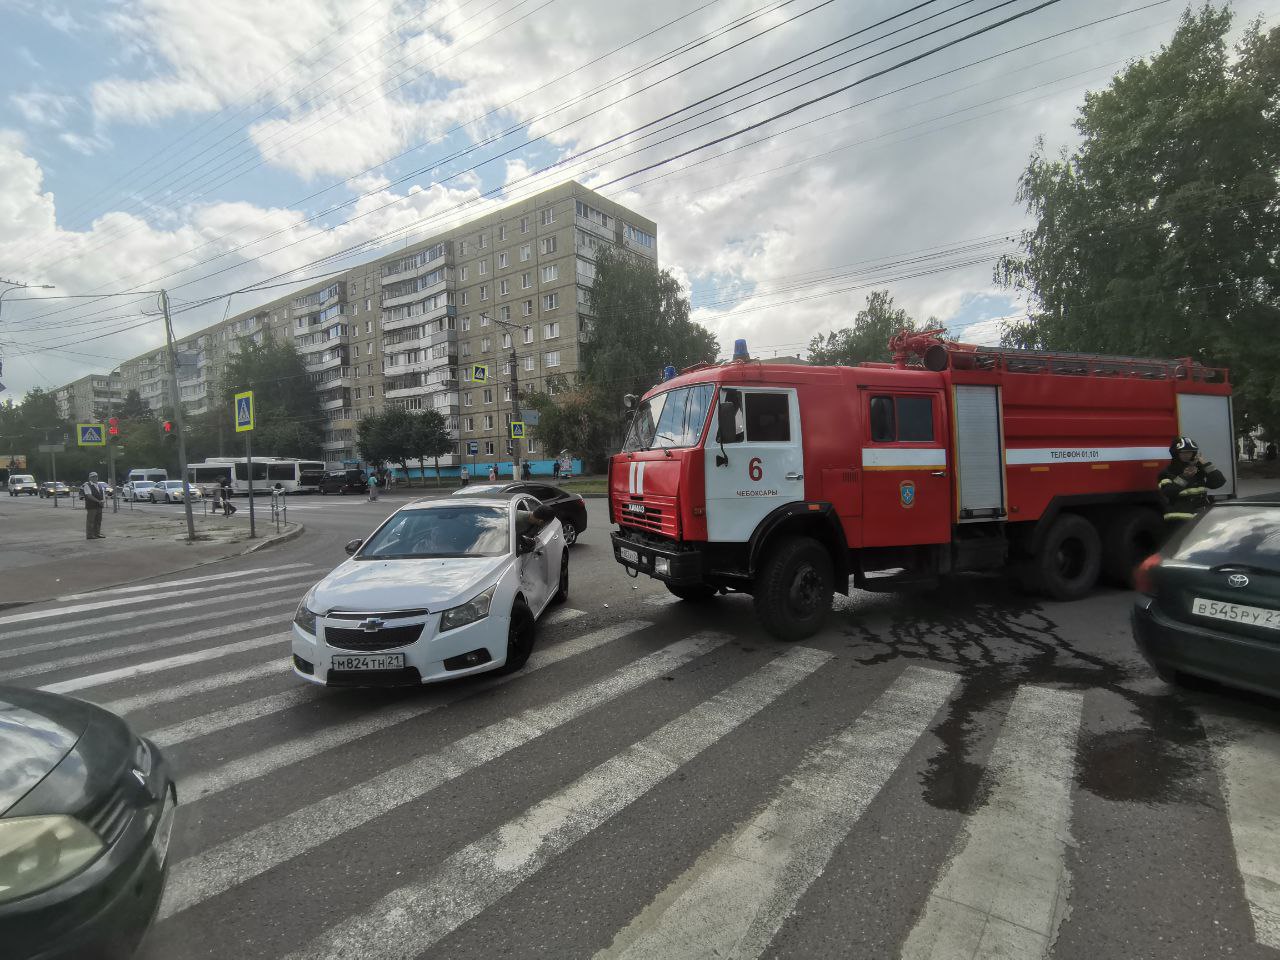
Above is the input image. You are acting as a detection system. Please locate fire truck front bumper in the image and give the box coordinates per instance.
[611,531,704,584]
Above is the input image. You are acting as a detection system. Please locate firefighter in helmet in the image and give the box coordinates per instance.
[1157,436,1225,526]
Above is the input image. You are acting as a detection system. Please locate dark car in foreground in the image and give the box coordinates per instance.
[1132,500,1280,699]
[0,686,176,960]
[455,481,588,545]
[319,470,368,496]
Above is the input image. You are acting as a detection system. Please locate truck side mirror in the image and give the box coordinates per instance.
[716,400,737,444]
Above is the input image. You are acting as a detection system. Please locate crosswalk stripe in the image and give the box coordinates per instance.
[1205,717,1280,949]
[175,620,650,790]
[599,665,960,960]
[642,593,679,606]
[899,685,1083,960]
[57,563,314,600]
[542,606,586,626]
[0,595,298,663]
[99,658,291,717]
[288,646,833,960]
[159,629,728,919]
[39,634,287,695]
[0,580,304,626]
[147,687,317,749]
[0,575,314,643]
[0,614,288,682]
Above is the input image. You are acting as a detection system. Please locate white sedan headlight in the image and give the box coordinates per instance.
[439,585,496,632]
[0,816,104,903]
[293,586,319,636]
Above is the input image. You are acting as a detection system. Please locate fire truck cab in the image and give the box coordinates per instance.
[609,335,1234,641]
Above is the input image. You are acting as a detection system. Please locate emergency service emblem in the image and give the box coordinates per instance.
[899,479,916,509]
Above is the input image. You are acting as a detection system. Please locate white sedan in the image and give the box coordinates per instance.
[291,495,568,686]
[124,481,156,502]
[150,481,202,503]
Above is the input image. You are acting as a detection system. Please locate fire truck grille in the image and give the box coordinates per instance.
[620,503,672,536]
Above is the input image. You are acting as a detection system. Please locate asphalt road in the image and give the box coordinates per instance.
[2,491,1277,960]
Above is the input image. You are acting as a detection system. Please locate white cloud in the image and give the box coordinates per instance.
[9,90,78,128]
[57,131,110,156]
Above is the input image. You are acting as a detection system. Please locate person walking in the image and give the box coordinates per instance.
[220,477,237,516]
[521,461,532,481]
[81,471,106,539]
[487,464,497,482]
[552,459,561,480]
[1158,436,1225,530]
[460,466,470,487]
[368,472,379,502]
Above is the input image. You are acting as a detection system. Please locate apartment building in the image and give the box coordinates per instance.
[54,373,122,423]
[69,181,657,472]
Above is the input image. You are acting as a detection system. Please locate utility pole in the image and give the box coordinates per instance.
[160,290,197,543]
[482,313,523,479]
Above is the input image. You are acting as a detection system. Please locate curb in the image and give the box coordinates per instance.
[241,522,306,554]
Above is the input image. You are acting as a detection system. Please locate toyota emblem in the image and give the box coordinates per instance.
[1227,574,1249,589]
[359,618,386,632]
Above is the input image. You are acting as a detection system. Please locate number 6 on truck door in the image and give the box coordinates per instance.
[704,388,804,542]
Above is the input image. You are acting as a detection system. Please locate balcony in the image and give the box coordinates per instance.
[428,328,458,349]
[382,245,449,281]
[430,403,461,418]
[382,357,434,376]
[305,352,347,374]
[321,396,348,411]
[385,383,430,400]
[382,277,449,310]
[575,216,616,243]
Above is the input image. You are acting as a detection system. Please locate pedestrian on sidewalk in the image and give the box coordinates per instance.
[368,472,379,502]
[220,478,237,517]
[460,466,470,487]
[487,464,497,482]
[81,471,106,539]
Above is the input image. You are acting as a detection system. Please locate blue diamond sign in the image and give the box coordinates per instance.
[77,423,106,447]
[234,390,255,433]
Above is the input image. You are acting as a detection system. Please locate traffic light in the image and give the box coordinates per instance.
[108,417,119,436]
[163,420,173,433]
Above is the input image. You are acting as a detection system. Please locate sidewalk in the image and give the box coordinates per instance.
[0,496,301,607]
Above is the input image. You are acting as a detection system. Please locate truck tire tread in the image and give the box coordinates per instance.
[753,536,834,642]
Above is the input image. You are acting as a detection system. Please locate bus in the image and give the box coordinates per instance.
[186,458,327,496]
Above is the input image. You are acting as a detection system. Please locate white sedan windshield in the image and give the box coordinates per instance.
[359,506,509,559]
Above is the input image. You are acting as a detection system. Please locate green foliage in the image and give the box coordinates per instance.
[356,408,454,483]
[210,334,324,458]
[997,6,1280,435]
[525,384,615,474]
[118,389,150,421]
[357,411,392,468]
[806,291,935,366]
[577,246,719,462]
[406,409,454,486]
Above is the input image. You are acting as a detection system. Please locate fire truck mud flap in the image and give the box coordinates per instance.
[611,533,703,584]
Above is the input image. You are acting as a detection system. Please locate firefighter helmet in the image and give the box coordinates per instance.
[1170,436,1200,456]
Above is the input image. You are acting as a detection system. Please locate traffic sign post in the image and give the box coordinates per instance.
[509,421,526,440]
[234,391,256,539]
[77,423,106,447]
[472,364,489,384]
[37,442,63,508]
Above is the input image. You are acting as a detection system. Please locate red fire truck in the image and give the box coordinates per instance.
[609,333,1235,641]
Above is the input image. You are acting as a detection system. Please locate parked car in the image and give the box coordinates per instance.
[0,685,176,960]
[1132,499,1280,699]
[38,481,70,499]
[7,474,38,496]
[319,470,368,496]
[123,481,156,503]
[150,481,201,504]
[291,496,567,687]
[454,482,588,545]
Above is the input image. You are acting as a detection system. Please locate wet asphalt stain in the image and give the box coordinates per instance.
[834,576,1212,811]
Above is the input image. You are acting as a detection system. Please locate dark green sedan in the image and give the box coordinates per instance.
[1132,500,1280,698]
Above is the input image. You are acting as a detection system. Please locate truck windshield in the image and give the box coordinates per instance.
[623,384,715,452]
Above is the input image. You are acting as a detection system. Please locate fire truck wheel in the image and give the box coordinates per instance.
[1033,513,1102,601]
[1101,508,1163,588]
[666,583,718,602]
[754,536,834,642]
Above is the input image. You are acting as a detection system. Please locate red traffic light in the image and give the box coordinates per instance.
[108,417,119,436]
[163,420,173,433]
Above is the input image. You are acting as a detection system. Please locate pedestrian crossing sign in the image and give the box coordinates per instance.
[234,390,255,433]
[473,364,489,383]
[77,423,106,446]
[510,421,526,439]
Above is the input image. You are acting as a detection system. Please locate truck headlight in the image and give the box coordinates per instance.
[440,585,496,632]
[293,587,319,636]
[655,557,671,576]
[0,816,104,903]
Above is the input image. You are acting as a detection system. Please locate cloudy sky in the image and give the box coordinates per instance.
[0,0,1273,397]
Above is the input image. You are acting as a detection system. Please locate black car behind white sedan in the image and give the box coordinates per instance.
[454,481,588,545]
[1132,499,1280,699]
[0,686,176,960]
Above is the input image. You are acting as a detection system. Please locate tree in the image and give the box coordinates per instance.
[526,382,615,474]
[806,291,929,366]
[118,389,150,421]
[213,334,324,458]
[579,246,719,461]
[357,411,391,470]
[406,409,454,486]
[997,6,1280,433]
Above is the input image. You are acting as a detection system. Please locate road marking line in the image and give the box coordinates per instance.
[599,665,960,960]
[899,685,1083,960]
[99,658,291,716]
[160,628,724,919]
[643,593,680,606]
[542,606,586,626]
[57,563,314,600]
[0,582,292,626]
[0,614,288,681]
[1204,717,1280,948]
[0,575,315,643]
[176,620,649,791]
[39,634,288,695]
[288,646,833,960]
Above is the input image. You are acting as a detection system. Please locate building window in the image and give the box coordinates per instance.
[460,239,468,256]
[498,225,507,242]
[499,305,511,321]
[498,251,508,268]
[365,320,373,334]
[462,315,471,331]
[541,264,558,283]
[502,332,512,349]
[543,322,560,339]
[541,207,555,225]
[543,292,559,310]
[461,290,469,306]
[485,440,496,455]
[478,233,487,249]
[540,236,557,255]
[545,351,561,367]
[499,279,509,296]
[523,354,535,372]
[461,342,471,357]
[365,298,373,311]
[523,325,534,344]
[479,285,488,301]
[367,363,374,375]
[484,414,495,430]
[480,314,489,327]
[465,392,473,406]
[483,389,494,405]
[478,259,488,276]
[520,244,531,262]
[522,299,534,317]
[521,272,532,290]
[460,265,468,281]
[520,216,529,234]
[464,416,474,431]
[482,337,492,352]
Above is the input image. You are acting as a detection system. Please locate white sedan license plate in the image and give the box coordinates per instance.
[331,653,405,670]
[1192,597,1280,630]
[620,547,639,564]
